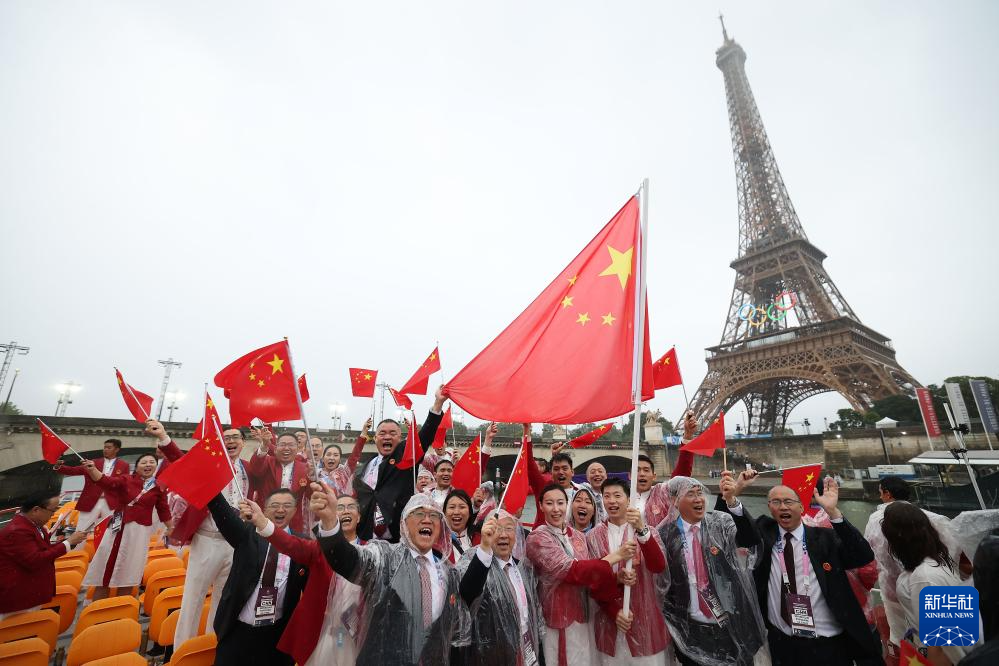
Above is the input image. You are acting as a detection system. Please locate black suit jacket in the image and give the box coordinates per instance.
[353,409,443,541]
[208,495,308,640]
[752,514,880,659]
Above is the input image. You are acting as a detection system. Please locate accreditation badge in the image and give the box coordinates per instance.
[253,586,278,626]
[786,593,816,638]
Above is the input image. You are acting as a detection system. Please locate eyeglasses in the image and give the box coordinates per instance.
[222,435,243,442]
[767,498,802,508]
[683,488,705,499]
[494,526,518,535]
[336,503,359,513]
[408,510,443,523]
[266,503,296,511]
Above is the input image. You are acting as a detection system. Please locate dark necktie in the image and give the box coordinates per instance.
[780,532,797,625]
[262,544,279,589]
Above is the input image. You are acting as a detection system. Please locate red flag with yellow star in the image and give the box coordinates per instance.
[192,392,223,441]
[399,346,441,396]
[680,411,726,456]
[349,368,378,398]
[782,464,823,509]
[394,412,420,470]
[432,406,453,449]
[898,640,931,666]
[156,431,234,509]
[115,368,154,423]
[652,347,682,389]
[214,340,302,427]
[444,196,653,423]
[568,423,614,449]
[498,439,530,515]
[450,434,482,495]
[389,387,413,410]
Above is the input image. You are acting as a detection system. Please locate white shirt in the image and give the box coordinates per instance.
[102,457,117,475]
[476,548,529,635]
[362,455,382,489]
[679,517,716,624]
[240,522,292,625]
[766,522,843,637]
[280,461,294,489]
[428,487,449,508]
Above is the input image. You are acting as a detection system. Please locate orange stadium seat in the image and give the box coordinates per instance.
[167,633,216,666]
[57,550,90,566]
[181,549,190,568]
[147,587,184,648]
[73,596,139,639]
[38,585,79,634]
[54,559,87,577]
[66,619,141,666]
[198,597,211,635]
[0,610,60,656]
[0,636,50,666]
[145,549,175,565]
[55,570,84,592]
[82,538,95,560]
[142,556,184,587]
[142,569,185,617]
[157,610,180,648]
[80,652,149,666]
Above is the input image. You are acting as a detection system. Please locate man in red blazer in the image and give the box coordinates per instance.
[54,438,130,531]
[246,431,312,532]
[0,493,89,619]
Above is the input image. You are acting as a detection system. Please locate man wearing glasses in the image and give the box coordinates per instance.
[247,431,312,533]
[145,419,251,648]
[721,475,879,665]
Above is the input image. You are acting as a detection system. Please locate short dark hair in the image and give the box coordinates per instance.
[323,444,342,456]
[276,433,298,443]
[879,475,911,501]
[135,453,157,466]
[601,477,630,497]
[637,454,654,472]
[21,493,59,513]
[376,419,401,430]
[536,458,549,473]
[551,452,573,469]
[434,458,454,472]
[443,489,473,531]
[540,482,568,502]
[881,501,954,572]
[265,488,296,504]
[104,438,122,449]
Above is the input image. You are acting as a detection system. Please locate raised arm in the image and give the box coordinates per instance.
[670,411,699,478]
[52,462,86,477]
[345,418,372,474]
[240,498,324,567]
[207,494,250,548]
[415,386,448,461]
[523,427,550,495]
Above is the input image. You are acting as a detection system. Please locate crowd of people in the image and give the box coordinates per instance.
[1,386,997,666]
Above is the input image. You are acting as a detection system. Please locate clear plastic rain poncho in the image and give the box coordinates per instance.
[454,510,544,665]
[326,493,468,666]
[654,476,767,666]
[948,508,999,562]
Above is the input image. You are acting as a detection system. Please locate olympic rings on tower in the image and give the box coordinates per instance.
[736,291,797,328]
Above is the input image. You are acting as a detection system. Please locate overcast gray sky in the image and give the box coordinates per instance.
[2,1,997,434]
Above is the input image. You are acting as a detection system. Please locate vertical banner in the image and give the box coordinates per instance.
[969,380,998,434]
[944,382,973,428]
[915,387,942,438]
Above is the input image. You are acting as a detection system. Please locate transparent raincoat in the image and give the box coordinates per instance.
[317,493,468,666]
[655,476,766,666]
[455,510,544,665]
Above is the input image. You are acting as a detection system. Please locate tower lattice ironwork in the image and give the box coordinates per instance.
[688,22,919,434]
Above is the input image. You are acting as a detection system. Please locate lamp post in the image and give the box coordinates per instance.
[1,368,20,413]
[54,381,81,416]
[330,403,345,430]
[165,391,185,422]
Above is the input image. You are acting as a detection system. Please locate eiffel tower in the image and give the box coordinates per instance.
[688,19,920,435]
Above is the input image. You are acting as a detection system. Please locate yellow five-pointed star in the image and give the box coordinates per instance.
[662,357,670,365]
[429,352,437,362]
[206,398,214,409]
[249,373,256,381]
[905,656,924,666]
[257,380,265,388]
[567,275,578,286]
[561,295,574,309]
[598,245,634,289]
[576,312,591,326]
[266,354,285,375]
[601,312,616,326]
[364,373,372,380]
[805,473,815,482]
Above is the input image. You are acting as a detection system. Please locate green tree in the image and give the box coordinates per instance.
[871,394,921,422]
[0,401,21,415]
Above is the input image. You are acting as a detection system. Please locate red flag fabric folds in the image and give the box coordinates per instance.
[432,406,452,449]
[567,423,614,449]
[898,640,931,666]
[115,368,154,423]
[782,464,823,509]
[192,393,223,441]
[499,440,530,515]
[38,419,69,464]
[349,368,378,398]
[400,347,441,396]
[389,387,413,410]
[450,434,482,495]
[652,347,683,390]
[394,413,419,471]
[214,340,302,427]
[444,196,653,424]
[680,412,726,457]
[156,433,234,510]
[92,514,112,549]
[297,374,310,402]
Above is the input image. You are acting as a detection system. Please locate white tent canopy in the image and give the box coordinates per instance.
[875,416,899,428]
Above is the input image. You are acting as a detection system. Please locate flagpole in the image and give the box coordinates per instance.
[209,391,245,501]
[116,367,150,421]
[494,437,525,518]
[283,337,318,536]
[623,178,650,618]
[411,410,418,493]
[754,462,824,476]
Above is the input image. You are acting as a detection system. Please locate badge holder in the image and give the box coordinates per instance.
[786,593,816,638]
[253,586,278,626]
[698,584,730,627]
[109,511,124,534]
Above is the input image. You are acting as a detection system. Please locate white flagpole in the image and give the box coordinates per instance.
[494,437,526,518]
[208,389,245,501]
[283,337,318,535]
[623,178,650,617]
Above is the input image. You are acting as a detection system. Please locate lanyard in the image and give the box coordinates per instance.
[774,529,810,594]
[677,517,707,590]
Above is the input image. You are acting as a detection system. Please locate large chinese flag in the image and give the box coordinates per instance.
[349,368,378,398]
[783,464,823,508]
[652,347,683,390]
[192,393,223,441]
[400,347,441,396]
[156,432,234,509]
[214,340,302,427]
[450,434,482,495]
[444,196,653,423]
[680,412,726,457]
[432,406,453,449]
[389,387,413,410]
[394,413,420,470]
[499,440,530,515]
[115,368,154,422]
[38,419,69,463]
[568,423,614,449]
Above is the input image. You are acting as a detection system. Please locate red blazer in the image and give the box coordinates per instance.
[96,474,171,526]
[246,450,312,532]
[265,527,365,665]
[56,458,130,511]
[0,514,67,612]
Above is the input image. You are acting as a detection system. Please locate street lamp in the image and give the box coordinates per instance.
[165,391,185,422]
[330,402,345,430]
[54,381,82,416]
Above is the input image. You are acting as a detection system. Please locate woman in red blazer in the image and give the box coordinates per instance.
[239,488,363,666]
[80,454,172,600]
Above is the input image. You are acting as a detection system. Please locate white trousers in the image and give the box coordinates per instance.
[173,531,233,647]
[543,621,600,666]
[75,498,111,532]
